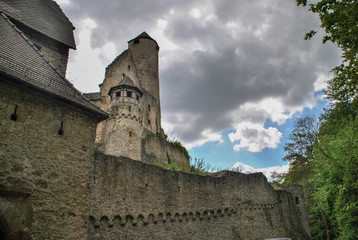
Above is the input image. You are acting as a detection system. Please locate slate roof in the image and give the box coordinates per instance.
[0,13,108,120]
[0,0,76,49]
[108,76,143,96]
[128,32,159,49]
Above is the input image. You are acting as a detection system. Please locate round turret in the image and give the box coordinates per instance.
[104,76,143,160]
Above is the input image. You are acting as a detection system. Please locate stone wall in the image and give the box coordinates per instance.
[142,133,190,169]
[0,81,97,239]
[89,152,311,240]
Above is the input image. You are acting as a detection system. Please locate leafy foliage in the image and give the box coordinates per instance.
[282,116,318,184]
[312,114,358,239]
[293,1,358,238]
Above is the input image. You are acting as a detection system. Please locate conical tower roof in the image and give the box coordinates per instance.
[128,31,159,49]
[108,76,143,96]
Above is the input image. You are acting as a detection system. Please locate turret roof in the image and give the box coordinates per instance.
[128,31,159,49]
[108,76,143,96]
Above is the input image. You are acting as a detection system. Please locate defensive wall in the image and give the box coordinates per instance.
[89,152,311,240]
[0,80,98,239]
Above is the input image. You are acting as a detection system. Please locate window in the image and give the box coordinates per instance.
[10,105,18,121]
[129,131,132,137]
[128,65,131,71]
[148,119,151,125]
[116,91,121,97]
[148,104,151,111]
[134,39,139,44]
[127,91,132,97]
[136,94,139,101]
[128,106,131,112]
[295,197,299,205]
[58,121,64,135]
[122,74,126,79]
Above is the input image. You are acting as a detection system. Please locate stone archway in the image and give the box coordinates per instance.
[0,197,31,240]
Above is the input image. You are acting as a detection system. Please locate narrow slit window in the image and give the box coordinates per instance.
[148,104,151,111]
[10,105,18,121]
[128,106,131,111]
[58,121,64,135]
[129,131,132,137]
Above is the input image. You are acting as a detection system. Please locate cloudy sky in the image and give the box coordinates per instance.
[56,0,341,180]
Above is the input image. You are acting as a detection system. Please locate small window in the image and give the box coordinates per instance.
[128,106,131,111]
[128,65,131,71]
[127,91,132,97]
[134,39,139,44]
[10,105,18,121]
[136,94,139,101]
[295,197,299,205]
[58,121,64,135]
[122,74,126,79]
[148,119,151,125]
[129,131,132,137]
[116,91,121,97]
[148,104,151,111]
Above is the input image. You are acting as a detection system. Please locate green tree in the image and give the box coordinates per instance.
[312,115,358,239]
[295,1,358,238]
[282,116,318,184]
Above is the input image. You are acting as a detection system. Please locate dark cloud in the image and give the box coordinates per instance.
[59,0,341,147]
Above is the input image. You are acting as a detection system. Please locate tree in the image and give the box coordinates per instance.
[295,2,358,238]
[312,115,358,239]
[282,116,318,184]
[296,0,358,105]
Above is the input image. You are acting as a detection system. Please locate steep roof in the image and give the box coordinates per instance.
[0,13,108,120]
[0,0,76,49]
[128,31,159,49]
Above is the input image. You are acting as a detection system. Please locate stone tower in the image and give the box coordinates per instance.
[85,32,189,167]
[128,32,161,134]
[104,76,143,160]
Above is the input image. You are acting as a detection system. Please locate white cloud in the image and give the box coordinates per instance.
[228,122,282,152]
[314,73,331,92]
[230,161,289,181]
[185,129,223,149]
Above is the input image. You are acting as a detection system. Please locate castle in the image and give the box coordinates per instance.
[0,0,310,239]
[83,32,189,168]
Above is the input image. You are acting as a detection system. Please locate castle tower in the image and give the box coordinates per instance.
[128,32,161,134]
[104,76,143,160]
